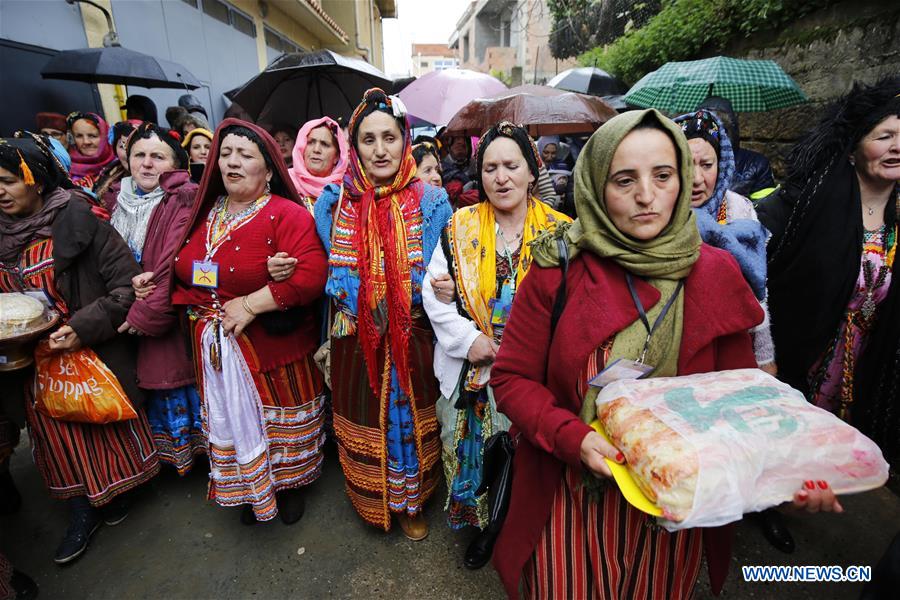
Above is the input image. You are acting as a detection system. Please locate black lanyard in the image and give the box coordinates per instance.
[625,273,684,364]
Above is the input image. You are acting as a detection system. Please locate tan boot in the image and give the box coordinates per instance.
[396,512,429,541]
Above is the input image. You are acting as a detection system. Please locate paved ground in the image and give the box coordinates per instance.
[3,434,898,599]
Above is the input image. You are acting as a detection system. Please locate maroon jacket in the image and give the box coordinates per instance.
[125,170,198,389]
[490,244,764,598]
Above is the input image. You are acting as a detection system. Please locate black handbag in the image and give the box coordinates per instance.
[475,237,571,536]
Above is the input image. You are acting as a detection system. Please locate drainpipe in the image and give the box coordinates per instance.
[353,0,370,62]
[369,0,377,66]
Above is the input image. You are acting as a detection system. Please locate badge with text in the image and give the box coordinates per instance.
[192,260,219,289]
[588,358,654,388]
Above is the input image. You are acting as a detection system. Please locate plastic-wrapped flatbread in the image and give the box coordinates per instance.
[595,369,889,531]
[0,292,46,338]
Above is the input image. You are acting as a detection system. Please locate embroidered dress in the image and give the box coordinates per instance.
[809,224,897,418]
[0,239,160,506]
[174,196,326,521]
[109,178,204,475]
[145,387,204,476]
[440,247,519,529]
[326,193,442,529]
[522,344,703,599]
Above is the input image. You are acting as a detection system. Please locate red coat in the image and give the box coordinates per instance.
[126,171,198,389]
[172,194,327,371]
[490,244,764,598]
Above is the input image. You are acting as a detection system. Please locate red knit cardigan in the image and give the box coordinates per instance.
[489,244,764,598]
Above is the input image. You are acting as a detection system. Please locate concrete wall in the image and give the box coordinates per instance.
[110,0,259,124]
[322,0,386,70]
[711,0,900,178]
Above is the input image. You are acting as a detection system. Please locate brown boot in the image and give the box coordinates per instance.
[396,512,429,541]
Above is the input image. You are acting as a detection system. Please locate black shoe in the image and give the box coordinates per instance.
[464,528,499,570]
[10,569,38,600]
[755,508,795,554]
[276,488,306,525]
[0,470,22,515]
[54,506,101,564]
[101,496,129,526]
[240,504,258,526]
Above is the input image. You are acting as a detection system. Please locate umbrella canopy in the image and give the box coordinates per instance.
[547,67,628,97]
[397,68,508,126]
[624,56,807,113]
[445,85,616,137]
[41,46,202,89]
[230,49,392,127]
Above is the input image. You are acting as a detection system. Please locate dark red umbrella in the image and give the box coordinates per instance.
[445,84,616,137]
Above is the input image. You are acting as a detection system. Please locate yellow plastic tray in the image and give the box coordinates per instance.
[590,419,663,518]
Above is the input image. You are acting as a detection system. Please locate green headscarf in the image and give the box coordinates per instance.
[531,110,703,496]
[531,109,701,278]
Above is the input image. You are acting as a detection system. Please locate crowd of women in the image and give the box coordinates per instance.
[0,76,897,599]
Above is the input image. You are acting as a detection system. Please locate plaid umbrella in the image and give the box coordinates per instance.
[624,56,807,113]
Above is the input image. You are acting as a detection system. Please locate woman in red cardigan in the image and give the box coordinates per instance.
[489,109,843,599]
[172,119,328,525]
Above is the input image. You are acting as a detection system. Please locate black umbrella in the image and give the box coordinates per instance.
[230,49,392,126]
[41,45,202,89]
[547,67,628,97]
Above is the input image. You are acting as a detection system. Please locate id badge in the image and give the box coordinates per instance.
[192,260,219,289]
[588,358,654,388]
[489,297,512,327]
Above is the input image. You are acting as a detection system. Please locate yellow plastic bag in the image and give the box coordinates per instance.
[34,341,138,424]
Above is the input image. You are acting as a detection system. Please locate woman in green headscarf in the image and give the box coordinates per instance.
[488,109,844,599]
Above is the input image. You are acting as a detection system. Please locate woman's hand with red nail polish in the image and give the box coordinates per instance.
[791,479,843,514]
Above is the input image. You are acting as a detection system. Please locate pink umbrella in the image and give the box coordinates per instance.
[398,69,507,126]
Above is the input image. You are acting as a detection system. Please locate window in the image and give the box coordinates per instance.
[200,0,257,38]
[264,26,301,54]
[434,59,457,71]
[462,33,470,63]
[180,0,198,7]
[420,61,429,67]
[201,0,229,24]
[231,10,255,37]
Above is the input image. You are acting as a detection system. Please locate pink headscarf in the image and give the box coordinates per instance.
[288,116,349,200]
[67,112,116,182]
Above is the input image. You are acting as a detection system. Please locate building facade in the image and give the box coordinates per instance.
[449,0,575,85]
[410,43,458,77]
[0,0,392,133]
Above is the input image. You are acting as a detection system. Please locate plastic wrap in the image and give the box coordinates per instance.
[595,369,889,531]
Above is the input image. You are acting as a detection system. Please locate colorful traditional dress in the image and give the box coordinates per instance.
[315,180,451,530]
[522,344,703,599]
[427,199,569,529]
[0,238,160,506]
[809,223,897,418]
[173,194,327,521]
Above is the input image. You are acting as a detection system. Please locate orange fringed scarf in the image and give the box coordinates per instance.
[343,137,420,396]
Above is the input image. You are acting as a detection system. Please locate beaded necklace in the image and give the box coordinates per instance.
[204,193,271,259]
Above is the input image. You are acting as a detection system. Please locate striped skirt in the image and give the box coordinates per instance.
[25,385,160,507]
[191,318,325,521]
[523,467,703,600]
[330,320,441,531]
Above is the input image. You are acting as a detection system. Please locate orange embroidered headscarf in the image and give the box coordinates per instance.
[344,88,420,394]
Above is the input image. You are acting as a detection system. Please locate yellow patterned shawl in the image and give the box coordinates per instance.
[450,197,571,339]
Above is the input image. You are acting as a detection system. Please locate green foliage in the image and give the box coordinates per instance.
[489,68,512,86]
[578,0,838,84]
[548,0,661,60]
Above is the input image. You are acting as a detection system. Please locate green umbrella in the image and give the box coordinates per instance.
[624,56,807,113]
